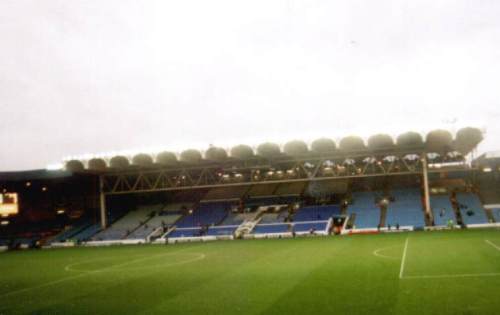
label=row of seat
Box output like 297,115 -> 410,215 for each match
61,191 -> 492,242
385,189 -> 425,227
168,221 -> 330,238
455,193 -> 489,225
349,190 -> 490,228
349,191 -> 381,228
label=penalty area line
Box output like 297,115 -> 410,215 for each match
373,245 -> 401,260
0,247 -> 203,299
485,239 -> 500,251
399,237 -> 409,279
402,273 -> 500,279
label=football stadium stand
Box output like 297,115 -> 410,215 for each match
349,192 -> 381,228
205,225 -> 239,236
455,192 -> 489,225
293,205 -> 341,221
2,127 -> 499,249
126,212 -> 181,240
167,227 -> 202,238
174,202 -> 232,228
385,189 -> 425,228
62,223 -> 101,242
273,182 -> 306,196
493,208 -> 500,221
221,211 -> 256,225
202,186 -> 249,201
244,196 -> 298,207
92,205 -> 161,240
431,195 -> 456,226
259,206 -> 289,223
247,184 -> 279,197
48,219 -> 94,243
252,223 -> 290,234
293,221 -> 329,233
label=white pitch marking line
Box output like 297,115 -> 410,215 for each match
402,273 -> 500,279
0,248 -> 204,299
373,246 -> 401,260
64,252 -> 205,273
485,239 -> 500,251
399,237 -> 409,279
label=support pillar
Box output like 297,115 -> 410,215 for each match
422,155 -> 433,224
99,175 -> 107,229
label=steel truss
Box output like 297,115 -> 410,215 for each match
100,150 -> 474,195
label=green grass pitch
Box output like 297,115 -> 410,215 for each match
1,229 -> 499,315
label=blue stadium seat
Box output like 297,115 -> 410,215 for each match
252,224 -> 290,234
431,195 -> 456,226
293,205 -> 340,221
72,224 -> 101,241
386,189 -> 425,227
456,193 -> 488,225
206,226 -> 237,236
49,221 -> 93,243
175,202 -> 230,228
349,192 -> 380,228
293,222 -> 328,232
168,227 -> 202,238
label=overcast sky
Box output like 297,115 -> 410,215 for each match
1,0 -> 499,171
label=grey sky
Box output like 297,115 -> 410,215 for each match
1,0 -> 499,170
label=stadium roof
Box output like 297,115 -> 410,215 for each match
63,127 -> 483,173
0,169 -> 73,182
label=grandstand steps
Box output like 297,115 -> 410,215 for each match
234,212 -> 264,238
217,211 -> 229,226
161,226 -> 177,238
147,226 -> 165,241
121,213 -> 155,240
250,206 -> 268,222
73,224 -> 101,241
46,222 -> 92,244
